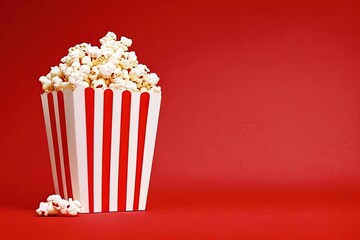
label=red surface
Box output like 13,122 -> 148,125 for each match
1,0 -> 360,239
85,88 -> 95,212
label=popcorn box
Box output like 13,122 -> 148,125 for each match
40,88 -> 161,213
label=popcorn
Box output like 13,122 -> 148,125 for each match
80,65 -> 91,75
64,66 -> 74,77
146,73 -> 160,85
112,49 -> 125,60
39,76 -> 51,86
60,56 -> 67,63
36,202 -> 54,216
86,61 -> 93,68
120,36 -> 132,47
74,80 -> 89,88
92,79 -> 106,88
129,64 -> 149,83
68,71 -> 83,83
140,87 -> 148,93
59,63 -> 67,72
67,199 -> 82,216
128,51 -> 137,60
61,82 -> 71,89
71,61 -> 81,69
52,76 -> 63,85
100,31 -> 117,45
125,81 -> 138,91
69,50 -> 81,60
120,69 -> 130,80
138,64 -> 150,73
36,195 -> 83,216
101,45 -> 115,58
81,56 -> 91,65
50,66 -> 61,77
88,66 -> 99,80
99,62 -> 116,78
42,84 -> 53,92
47,194 -> 62,203
39,31 -> 161,93
114,77 -> 127,87
88,46 -> 102,58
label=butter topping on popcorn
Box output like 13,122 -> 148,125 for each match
36,195 -> 83,216
39,32 -> 161,93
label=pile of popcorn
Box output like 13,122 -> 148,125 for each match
39,32 -> 161,94
36,195 -> 83,216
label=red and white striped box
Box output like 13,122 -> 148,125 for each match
40,88 -> 161,213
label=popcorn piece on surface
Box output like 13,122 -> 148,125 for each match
39,31 -> 161,93
67,198 -> 82,216
36,195 -> 83,216
36,202 -> 51,216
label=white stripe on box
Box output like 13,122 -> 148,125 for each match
52,92 -> 68,199
63,89 -> 80,203
93,89 -> 104,212
41,94 -> 60,194
73,88 -> 89,213
138,93 -> 161,210
109,89 -> 122,212
126,92 -> 140,211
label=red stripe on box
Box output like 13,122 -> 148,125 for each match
85,88 -> 95,213
57,91 -> 73,199
47,93 -> 64,197
102,90 -> 113,212
133,93 -> 150,210
118,91 -> 131,211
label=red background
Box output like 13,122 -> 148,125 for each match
1,0 -> 360,239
